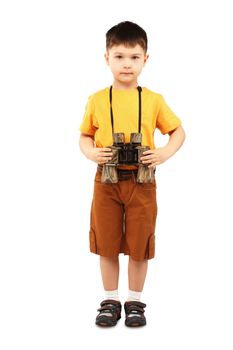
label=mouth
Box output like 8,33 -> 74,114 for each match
120,72 -> 133,75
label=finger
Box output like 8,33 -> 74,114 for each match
142,159 -> 152,164
142,156 -> 158,163
141,155 -> 153,161
101,148 -> 112,152
99,158 -> 111,164
148,162 -> 157,168
144,157 -> 159,164
100,152 -> 113,156
148,160 -> 160,168
142,150 -> 153,155
97,155 -> 112,163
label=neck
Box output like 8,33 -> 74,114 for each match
112,79 -> 138,90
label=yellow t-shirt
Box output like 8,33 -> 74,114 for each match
79,87 -> 181,168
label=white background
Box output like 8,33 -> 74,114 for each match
1,0 -> 233,349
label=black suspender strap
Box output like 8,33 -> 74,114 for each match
137,86 -> 142,133
109,86 -> 114,133
109,86 -> 142,134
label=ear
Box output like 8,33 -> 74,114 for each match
144,54 -> 149,65
104,52 -> 109,65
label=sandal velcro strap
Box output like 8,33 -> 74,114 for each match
124,301 -> 146,313
97,305 -> 116,313
126,304 -> 145,314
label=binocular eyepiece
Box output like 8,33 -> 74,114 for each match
113,132 -> 142,146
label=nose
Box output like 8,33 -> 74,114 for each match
123,59 -> 132,69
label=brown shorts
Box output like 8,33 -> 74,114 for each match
89,167 -> 157,261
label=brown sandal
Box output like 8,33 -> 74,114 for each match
95,299 -> 122,327
124,301 -> 147,327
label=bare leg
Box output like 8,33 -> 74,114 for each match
128,256 -> 148,291
100,256 -> 119,290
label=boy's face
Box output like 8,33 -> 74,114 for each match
105,44 -> 149,88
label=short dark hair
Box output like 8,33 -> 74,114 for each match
106,21 -> 148,52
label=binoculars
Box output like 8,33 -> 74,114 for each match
101,132 -> 155,183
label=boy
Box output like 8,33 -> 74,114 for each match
79,21 -> 185,327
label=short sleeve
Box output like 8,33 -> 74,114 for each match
79,95 -> 98,136
156,95 -> 181,134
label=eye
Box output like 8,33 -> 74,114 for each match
115,55 -> 122,59
132,56 -> 139,60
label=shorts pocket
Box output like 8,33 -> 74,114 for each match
147,234 -> 156,259
89,229 -> 97,253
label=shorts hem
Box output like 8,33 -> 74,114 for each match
90,229 -> 156,261
89,249 -> 155,262
89,249 -> 119,259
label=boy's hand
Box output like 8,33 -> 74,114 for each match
88,147 -> 113,164
140,147 -> 172,169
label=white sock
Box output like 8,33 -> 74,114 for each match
105,289 -> 119,301
127,289 -> 141,302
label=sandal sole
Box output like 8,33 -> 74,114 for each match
125,318 -> 146,327
96,316 -> 121,327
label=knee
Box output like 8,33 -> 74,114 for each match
100,255 -> 119,263
129,256 -> 147,265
